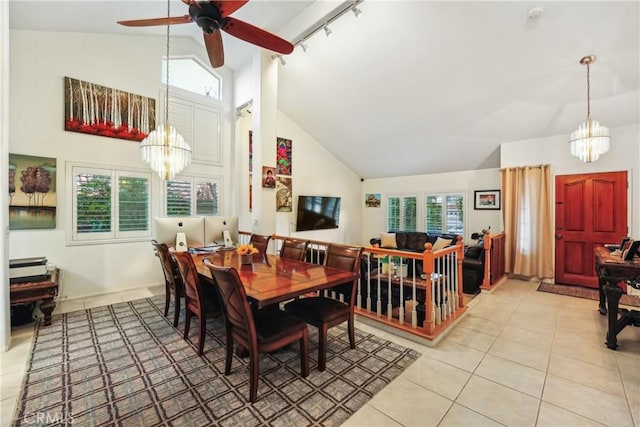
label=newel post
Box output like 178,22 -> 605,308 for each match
423,242 -> 435,335
456,235 -> 465,308
480,229 -> 492,290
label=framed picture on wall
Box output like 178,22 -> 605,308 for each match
474,190 -> 501,210
365,193 -> 381,208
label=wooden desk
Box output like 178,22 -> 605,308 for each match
594,247 -> 640,349
10,268 -> 60,326
192,251 -> 357,308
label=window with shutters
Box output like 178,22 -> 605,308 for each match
425,192 -> 465,235
165,176 -> 220,217
386,195 -> 417,231
69,164 -> 151,244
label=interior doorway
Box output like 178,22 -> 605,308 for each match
555,171 -> 628,288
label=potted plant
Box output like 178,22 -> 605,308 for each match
237,244 -> 259,264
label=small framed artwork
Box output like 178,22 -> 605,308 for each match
365,193 -> 381,208
474,190 -> 501,210
262,166 -> 276,188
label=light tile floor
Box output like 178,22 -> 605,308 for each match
2,279 -> 639,426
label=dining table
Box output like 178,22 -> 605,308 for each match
191,249 -> 358,308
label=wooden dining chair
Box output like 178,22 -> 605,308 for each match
169,249 -> 222,356
249,234 -> 271,255
203,258 -> 309,402
151,240 -> 184,327
280,238 -> 310,262
284,244 -> 364,371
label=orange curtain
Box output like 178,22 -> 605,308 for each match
500,164 -> 553,279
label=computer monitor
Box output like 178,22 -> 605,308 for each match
204,216 -> 239,246
152,217 -> 205,248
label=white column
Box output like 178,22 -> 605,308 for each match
0,0 -> 11,352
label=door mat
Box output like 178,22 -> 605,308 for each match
537,282 -> 640,307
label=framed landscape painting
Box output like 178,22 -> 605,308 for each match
474,190 -> 501,210
9,154 -> 57,229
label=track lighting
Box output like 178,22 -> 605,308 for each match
351,4 -> 362,17
277,54 -> 286,66
300,42 -> 309,53
323,24 -> 332,37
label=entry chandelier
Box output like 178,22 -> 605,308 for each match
140,0 -> 192,180
569,55 -> 610,163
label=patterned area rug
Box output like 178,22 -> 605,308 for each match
12,296 -> 420,426
537,282 -> 640,307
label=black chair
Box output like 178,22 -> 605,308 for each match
151,240 -> 183,327
280,238 -> 310,262
170,249 -> 222,356
203,259 -> 309,402
284,244 -> 364,371
249,234 -> 271,255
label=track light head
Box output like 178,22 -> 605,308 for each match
277,55 -> 286,66
323,24 -> 332,37
300,42 -> 309,53
351,4 -> 362,18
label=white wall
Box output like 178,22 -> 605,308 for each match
501,124 -> 640,238
274,111 -> 363,245
361,168 -> 502,243
8,30 -> 234,299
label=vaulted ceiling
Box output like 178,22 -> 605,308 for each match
9,1 -> 640,179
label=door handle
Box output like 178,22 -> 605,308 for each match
555,234 -> 563,239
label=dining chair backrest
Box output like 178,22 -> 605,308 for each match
324,244 -> 365,302
203,260 -> 256,352
249,234 -> 271,254
280,238 -> 310,262
152,240 -> 183,291
170,249 -> 205,315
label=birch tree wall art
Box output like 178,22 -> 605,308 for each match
64,77 -> 155,142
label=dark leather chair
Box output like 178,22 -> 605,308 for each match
169,249 -> 222,356
284,244 -> 364,371
280,238 -> 310,262
151,240 -> 184,327
203,259 -> 309,402
249,234 -> 271,255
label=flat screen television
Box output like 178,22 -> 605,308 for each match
296,196 -> 341,232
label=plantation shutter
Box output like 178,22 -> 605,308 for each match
75,172 -> 112,234
387,197 -> 400,231
118,175 -> 149,232
445,193 -> 464,234
425,195 -> 443,233
196,180 -> 218,215
166,180 -> 192,216
425,193 -> 465,234
402,196 -> 417,231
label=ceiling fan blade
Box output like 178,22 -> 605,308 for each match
214,1 -> 249,18
204,31 -> 224,68
222,16 -> 293,54
117,15 -> 192,27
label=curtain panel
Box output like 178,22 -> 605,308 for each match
500,164 -> 553,279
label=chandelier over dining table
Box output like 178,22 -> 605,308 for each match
140,0 -> 192,180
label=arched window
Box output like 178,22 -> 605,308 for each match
162,56 -> 221,100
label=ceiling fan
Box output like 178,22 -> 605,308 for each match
117,0 -> 294,68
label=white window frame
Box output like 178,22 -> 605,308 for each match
67,162 -> 152,245
164,174 -> 223,217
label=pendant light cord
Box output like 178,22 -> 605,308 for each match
165,0 -> 171,124
585,62 -> 591,121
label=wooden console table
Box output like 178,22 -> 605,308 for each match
594,247 -> 640,349
10,268 -> 60,326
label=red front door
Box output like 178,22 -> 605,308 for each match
555,171 -> 627,288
